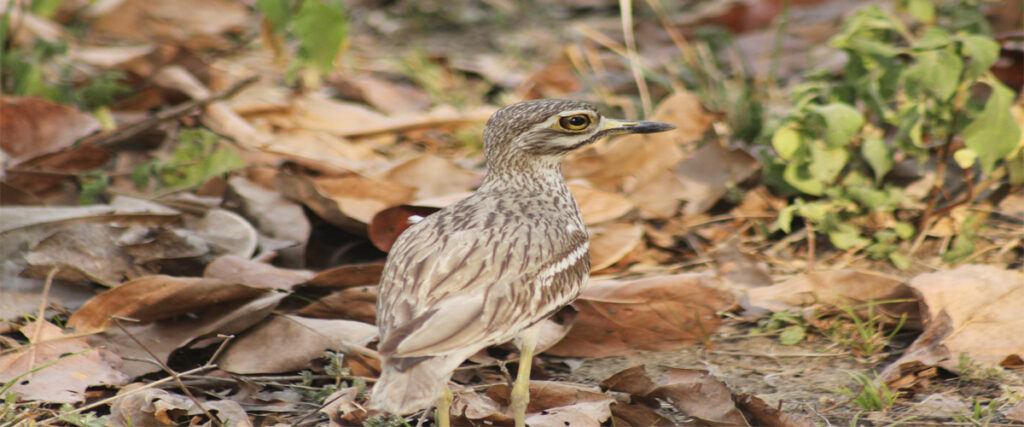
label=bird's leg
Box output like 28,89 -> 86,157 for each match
436,386 -> 452,427
512,326 -> 539,427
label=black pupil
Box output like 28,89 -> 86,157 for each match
567,116 -> 586,127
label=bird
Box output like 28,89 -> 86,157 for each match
368,99 -> 675,427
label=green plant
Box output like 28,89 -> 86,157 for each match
751,310 -> 808,345
131,128 -> 245,194
836,371 -> 899,411
766,0 -> 1020,266
256,0 -> 348,86
823,300 -> 908,358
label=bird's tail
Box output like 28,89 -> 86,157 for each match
369,355 -> 455,415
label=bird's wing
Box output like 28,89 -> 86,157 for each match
376,215 -> 589,358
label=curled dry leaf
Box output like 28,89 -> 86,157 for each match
568,183 -> 636,225
320,386 -> 365,427
548,274 -> 736,357
601,365 -> 748,426
301,262 -> 385,290
297,285 -> 379,325
204,254 -> 314,290
217,314 -> 377,374
744,269 -> 920,328
334,75 -> 432,114
376,154 -> 479,200
275,172 -> 415,235
109,384 -> 252,427
881,265 -> 1024,382
588,222 -> 644,272
68,275 -> 271,332
0,320 -> 129,403
674,142 -> 760,216
452,381 -> 612,427
368,205 -> 442,252
186,208 -> 259,257
0,97 -> 100,163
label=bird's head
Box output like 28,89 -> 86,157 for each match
482,99 -> 676,169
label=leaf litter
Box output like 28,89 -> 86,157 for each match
1,0 -> 1022,425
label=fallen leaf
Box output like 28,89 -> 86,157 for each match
333,75 -> 431,114
674,142 -> 760,216
297,285 -> 379,324
225,176 -> 311,266
368,205 -> 442,252
275,172 -> 416,234
186,208 -> 259,257
548,274 -> 736,357
109,384 -> 253,427
0,320 -> 128,403
218,314 -> 377,374
588,222 -> 644,271
568,183 -> 636,225
320,386 -> 365,427
601,365 -> 747,426
376,154 -> 479,200
68,275 -> 271,332
881,265 -> 1024,381
0,97 -> 100,163
88,0 -> 248,50
204,254 -> 314,290
301,262 -> 385,290
735,393 -> 814,427
462,381 -> 613,427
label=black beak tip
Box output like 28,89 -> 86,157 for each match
630,121 -> 676,134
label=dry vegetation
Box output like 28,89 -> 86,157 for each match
1,0 -> 1023,425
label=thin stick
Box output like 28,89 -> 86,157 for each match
619,0 -> 652,117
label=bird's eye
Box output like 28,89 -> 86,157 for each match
558,114 -> 592,132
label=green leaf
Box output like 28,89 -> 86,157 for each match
294,0 -> 348,72
78,172 -> 110,205
953,148 -> 977,170
904,48 -> 963,100
889,252 -> 912,270
958,34 -> 1000,81
894,222 -> 915,240
905,0 -> 935,24
942,233 -> 976,264
813,103 -> 865,147
784,163 -> 825,196
914,27 -> 952,50
772,124 -> 804,160
809,142 -> 850,183
962,81 -> 1021,174
777,205 -> 797,233
828,223 -> 871,250
256,0 -> 291,32
795,200 -> 831,223
861,137 -> 893,182
779,325 -> 806,345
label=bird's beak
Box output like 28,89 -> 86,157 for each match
600,118 -> 676,136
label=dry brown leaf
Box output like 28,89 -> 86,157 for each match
88,0 -> 248,50
368,205 -> 442,252
292,93 -> 494,137
186,208 -> 259,257
0,320 -> 128,403
204,254 -> 314,290
320,386 -> 365,427
548,274 -> 735,357
881,265 -> 1024,381
297,285 -> 378,324
68,275 -> 271,332
735,393 -> 814,427
568,183 -> 636,225
601,365 -> 748,426
463,381 -> 613,427
333,75 -> 431,115
623,170 -> 688,218
3,146 -> 111,201
588,222 -> 644,271
23,223 -> 162,286
674,142 -> 760,216
744,269 -> 920,327
217,314 -> 377,374
99,293 -> 283,378
376,154 -> 479,200
713,246 -> 773,289
275,172 -> 415,234
67,44 -> 155,69
225,176 -> 310,266
109,384 -> 252,427
0,97 -> 100,163
301,262 -> 385,290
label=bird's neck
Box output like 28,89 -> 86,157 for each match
479,157 -> 570,194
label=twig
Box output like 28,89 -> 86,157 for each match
619,0 -> 652,117
72,75 -> 260,150
110,317 -> 223,427
806,221 -> 816,272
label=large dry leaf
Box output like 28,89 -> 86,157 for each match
292,93 -> 494,137
0,97 -> 100,163
601,365 -> 748,426
274,172 -> 415,234
88,0 -> 248,50
376,154 -> 479,200
186,208 -> 258,257
68,275 -> 271,332
744,269 -> 920,327
217,314 -> 377,374
568,183 -> 636,225
452,381 -> 613,426
588,222 -> 644,271
109,384 -> 252,427
674,142 -> 760,216
547,274 -> 736,357
301,262 -> 385,290
368,205 -> 442,252
225,176 -> 310,266
23,223 -> 167,286
297,285 -> 378,324
881,265 -> 1024,381
204,254 -> 314,290
334,75 -> 431,114
88,292 -> 284,378
0,320 -> 128,403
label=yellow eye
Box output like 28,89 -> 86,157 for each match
558,114 -> 592,132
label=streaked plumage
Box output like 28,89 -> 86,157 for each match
369,99 -> 675,422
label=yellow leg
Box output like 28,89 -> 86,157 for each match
436,386 -> 452,427
512,326 -> 539,427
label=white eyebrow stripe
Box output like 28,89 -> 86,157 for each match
557,109 -> 596,117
